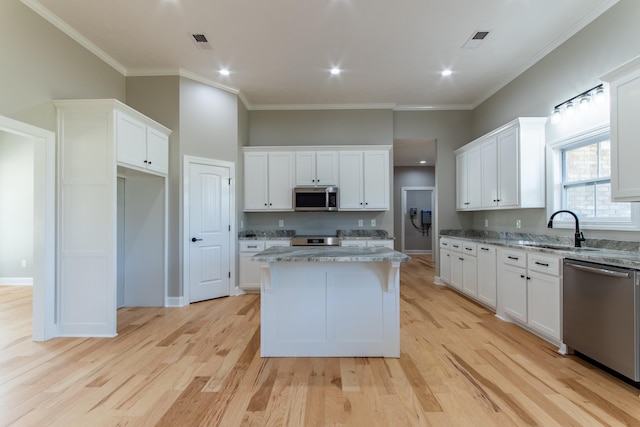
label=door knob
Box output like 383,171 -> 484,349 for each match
192,237 -> 203,242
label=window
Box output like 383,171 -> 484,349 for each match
548,126 -> 639,230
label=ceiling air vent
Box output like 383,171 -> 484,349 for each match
191,33 -> 212,50
462,30 -> 491,49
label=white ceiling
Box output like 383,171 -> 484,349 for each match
23,0 -> 618,168
25,0 -> 618,110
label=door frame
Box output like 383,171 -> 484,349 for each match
400,186 -> 435,253
182,155 -> 236,305
0,115 -> 56,341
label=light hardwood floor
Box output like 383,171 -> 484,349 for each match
2,255 -> 640,426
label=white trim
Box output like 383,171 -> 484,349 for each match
182,156 -> 237,304
0,278 -> 34,286
165,296 -> 186,307
400,186 -> 435,253
0,115 -> 56,341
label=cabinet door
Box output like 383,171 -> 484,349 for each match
295,151 -> 316,186
481,138 -> 498,207
610,67 -> 640,201
450,255 -> 464,290
477,245 -> 497,308
146,127 -> 168,174
338,151 -> 364,209
527,271 -> 560,339
315,151 -> 339,186
244,152 -> 269,210
440,249 -> 452,284
467,148 -> 482,209
461,255 -> 478,297
366,239 -> 394,249
239,252 -> 262,290
116,112 -> 147,169
340,240 -> 367,247
267,152 -> 294,210
501,264 -> 527,322
496,128 -> 519,207
363,151 -> 389,209
456,152 -> 469,210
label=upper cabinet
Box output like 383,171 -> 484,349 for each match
115,110 -> 169,175
244,151 -> 295,211
295,150 -> 338,186
455,117 -> 547,211
243,146 -> 391,212
602,56 -> 640,202
339,149 -> 390,210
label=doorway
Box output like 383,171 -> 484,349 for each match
401,187 -> 435,254
0,115 -> 55,341
183,156 -> 236,304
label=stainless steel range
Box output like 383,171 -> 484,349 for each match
291,235 -> 340,246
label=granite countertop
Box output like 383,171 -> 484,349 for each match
252,246 -> 411,263
440,229 -> 640,269
238,229 -> 391,240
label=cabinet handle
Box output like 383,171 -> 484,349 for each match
248,245 -> 258,248
452,245 -> 459,248
480,247 -> 490,251
507,256 -> 519,260
459,257 -> 464,261
520,274 -> 525,278
465,247 -> 472,251
144,160 -> 148,163
534,261 -> 549,267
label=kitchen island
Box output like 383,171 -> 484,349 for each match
253,246 -> 410,357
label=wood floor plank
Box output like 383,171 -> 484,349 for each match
2,256 -> 640,426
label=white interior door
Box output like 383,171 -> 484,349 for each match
189,163 -> 231,302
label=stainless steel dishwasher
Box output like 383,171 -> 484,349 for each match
563,259 -> 640,381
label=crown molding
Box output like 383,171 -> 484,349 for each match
21,0 -> 127,75
393,104 -> 473,111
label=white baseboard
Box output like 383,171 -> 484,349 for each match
0,277 -> 33,286
405,250 -> 433,254
165,296 -> 186,307
433,276 -> 445,286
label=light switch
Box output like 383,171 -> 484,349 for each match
371,219 -> 376,227
278,219 -> 284,227
358,219 -> 363,227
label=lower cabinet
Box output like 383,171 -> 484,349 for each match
239,240 -> 290,292
477,244 -> 497,308
440,238 -> 485,302
439,239 -> 452,283
340,239 -> 394,249
498,248 -> 562,342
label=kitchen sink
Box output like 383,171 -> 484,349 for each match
521,243 -> 599,252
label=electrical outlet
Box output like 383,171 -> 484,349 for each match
371,219 -> 376,227
484,219 -> 489,227
516,219 -> 522,229
358,219 -> 363,227
21,259 -> 27,268
240,220 -> 244,229
278,219 -> 284,227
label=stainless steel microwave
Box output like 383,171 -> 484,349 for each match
294,186 -> 339,211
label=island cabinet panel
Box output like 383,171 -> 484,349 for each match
260,261 -> 400,357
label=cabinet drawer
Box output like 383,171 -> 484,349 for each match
527,253 -> 560,276
477,244 -> 496,255
449,239 -> 463,253
239,241 -> 265,252
501,249 -> 526,268
462,242 -> 477,256
440,238 -> 451,249
265,240 -> 291,249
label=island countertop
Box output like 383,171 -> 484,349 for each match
252,246 -> 411,263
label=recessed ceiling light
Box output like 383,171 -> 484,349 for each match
419,160 -> 427,164
441,69 -> 452,77
330,67 -> 341,75
219,68 -> 230,76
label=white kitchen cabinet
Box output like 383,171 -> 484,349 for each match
338,149 -> 390,211
244,151 -> 295,211
602,56 -> 640,201
498,249 -> 528,323
456,117 -> 546,211
456,147 -> 482,210
54,99 -> 170,337
295,150 -> 338,186
527,253 -> 561,340
448,240 -> 464,291
340,239 -> 394,249
476,244 -> 497,309
239,240 -> 290,292
439,238 -> 452,284
115,111 -> 169,175
460,242 -> 478,297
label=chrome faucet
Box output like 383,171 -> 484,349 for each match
547,210 -> 586,247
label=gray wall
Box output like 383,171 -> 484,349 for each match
0,0 -> 125,130
0,133 -> 34,279
470,0 -> 640,242
246,109 -> 395,235
394,166 -> 435,251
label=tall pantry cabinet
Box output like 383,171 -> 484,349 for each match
55,99 -> 170,337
